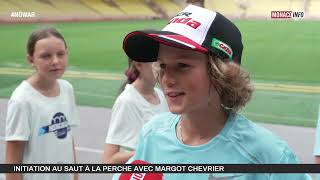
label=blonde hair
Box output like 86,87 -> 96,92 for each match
207,55 -> 254,112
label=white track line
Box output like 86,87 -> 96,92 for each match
256,91 -> 319,99
75,147 -> 103,154
0,136 -> 103,154
242,112 -> 314,123
76,91 -> 114,99
1,67 -> 320,93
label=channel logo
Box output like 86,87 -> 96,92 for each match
271,11 -> 304,19
11,11 -> 35,18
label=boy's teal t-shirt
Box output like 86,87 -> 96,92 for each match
113,112 -> 311,180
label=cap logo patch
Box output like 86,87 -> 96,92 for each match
176,12 -> 192,17
168,17 -> 201,29
211,38 -> 233,59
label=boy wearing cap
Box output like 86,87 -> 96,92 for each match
115,5 -> 311,180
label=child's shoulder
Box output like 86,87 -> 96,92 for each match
10,81 -> 33,101
58,79 -> 73,89
229,114 -> 298,163
116,84 -> 140,103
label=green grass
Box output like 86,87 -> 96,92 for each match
238,20 -> 320,83
0,20 -> 166,72
70,78 -> 122,108
1,20 -> 319,81
0,20 -> 319,127
242,90 -> 319,127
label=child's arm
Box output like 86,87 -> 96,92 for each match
103,144 -> 135,164
5,141 -> 25,180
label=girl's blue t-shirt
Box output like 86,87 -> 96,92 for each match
113,112 -> 311,180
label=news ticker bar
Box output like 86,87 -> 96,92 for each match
1,164 -> 320,173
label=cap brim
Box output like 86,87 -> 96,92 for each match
123,30 -> 208,62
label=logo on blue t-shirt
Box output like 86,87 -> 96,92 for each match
38,112 -> 70,139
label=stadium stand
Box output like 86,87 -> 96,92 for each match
205,0 -> 240,17
80,0 -> 125,16
113,0 -> 158,17
289,0 -> 304,11
245,0 -> 292,18
47,0 -> 100,17
307,0 -> 320,18
8,0 -> 63,17
0,0 -> 21,17
0,0 -> 319,21
154,0 -> 182,17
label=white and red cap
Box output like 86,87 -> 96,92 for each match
123,4 -> 243,64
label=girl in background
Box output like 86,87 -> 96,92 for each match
103,58 -> 168,164
5,27 -> 79,180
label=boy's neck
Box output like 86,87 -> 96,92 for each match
179,105 -> 228,145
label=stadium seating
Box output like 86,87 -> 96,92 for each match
7,0 -> 62,17
246,0 -> 290,18
245,0 -> 300,18
307,0 -> 320,18
47,0 -> 100,17
289,0 -> 304,11
205,0 -> 240,17
113,0 -> 157,17
0,0 -> 21,17
0,0 -> 318,20
80,0 -> 124,16
155,0 -> 182,17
